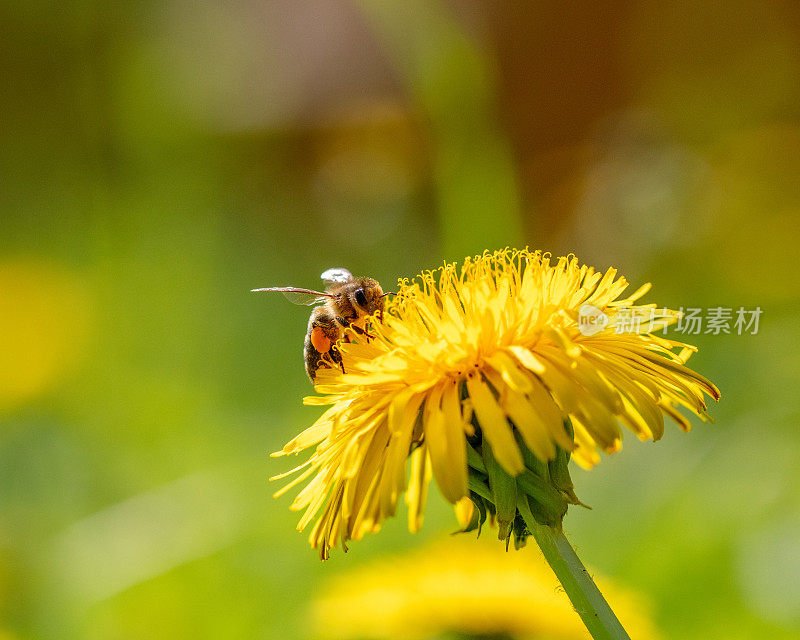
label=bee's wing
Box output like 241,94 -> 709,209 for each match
320,267 -> 353,286
251,287 -> 333,306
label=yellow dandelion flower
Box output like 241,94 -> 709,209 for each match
312,537 -> 662,640
272,249 -> 719,559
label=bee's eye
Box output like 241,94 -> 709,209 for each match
354,288 -> 368,308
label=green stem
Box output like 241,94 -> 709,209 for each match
524,516 -> 631,640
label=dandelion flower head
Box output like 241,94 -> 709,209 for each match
273,249 -> 720,557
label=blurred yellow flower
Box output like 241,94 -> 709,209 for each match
0,259 -> 92,412
273,249 -> 719,557
312,537 -> 661,640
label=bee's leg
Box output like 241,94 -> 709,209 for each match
333,347 -> 345,373
352,323 -> 373,343
306,307 -> 344,381
348,324 -> 367,336
337,315 -> 363,344
315,348 -> 344,375
338,315 -> 372,337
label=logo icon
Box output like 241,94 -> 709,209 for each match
578,304 -> 609,336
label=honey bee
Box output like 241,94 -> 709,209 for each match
252,268 -> 391,382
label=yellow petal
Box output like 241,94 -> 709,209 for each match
465,373 -> 524,475
507,345 -> 546,374
422,380 -> 468,503
454,496 -> 474,528
484,368 -> 556,462
485,350 -> 534,394
405,445 -> 431,533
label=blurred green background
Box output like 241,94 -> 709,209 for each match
2,1 -> 800,639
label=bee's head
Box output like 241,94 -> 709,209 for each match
349,277 -> 386,316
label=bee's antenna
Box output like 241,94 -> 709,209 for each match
381,291 -> 396,298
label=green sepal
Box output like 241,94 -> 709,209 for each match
467,472 -> 492,502
511,513 -> 529,549
481,440 -> 518,540
516,470 -> 568,527
516,493 -> 536,529
548,418 -> 588,507
563,416 -> 575,456
457,490 -> 489,536
514,429 -> 550,482
466,443 -> 487,474
473,494 -> 488,535
459,509 -> 480,535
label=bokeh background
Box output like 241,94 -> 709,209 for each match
2,1 -> 800,638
